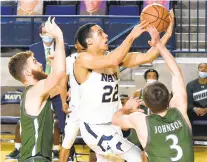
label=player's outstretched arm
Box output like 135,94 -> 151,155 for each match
148,25 -> 187,115
38,17 -> 66,97
112,98 -> 144,129
121,10 -> 174,68
77,21 -> 149,69
59,75 -> 69,112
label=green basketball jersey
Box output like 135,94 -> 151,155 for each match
128,129 -> 141,147
145,108 -> 194,162
19,85 -> 54,162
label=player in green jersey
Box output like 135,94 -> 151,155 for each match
8,17 -> 66,162
112,24 -> 194,162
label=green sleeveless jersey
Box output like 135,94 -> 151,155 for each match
145,108 -> 194,162
19,86 -> 54,162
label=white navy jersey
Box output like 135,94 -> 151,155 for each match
79,67 -> 122,124
66,53 -> 80,120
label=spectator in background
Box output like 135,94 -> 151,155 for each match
187,63 -> 207,123
120,94 -> 129,106
17,0 -> 43,15
80,0 -> 106,15
144,0 -> 170,9
133,69 -> 159,114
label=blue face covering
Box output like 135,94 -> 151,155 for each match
42,35 -> 53,43
199,72 -> 207,78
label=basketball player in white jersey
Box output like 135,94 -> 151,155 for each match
59,36 -> 83,162
60,37 -> 97,162
74,11 -> 174,162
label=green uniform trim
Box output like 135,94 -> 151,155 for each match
19,85 -> 54,162
145,108 -> 194,162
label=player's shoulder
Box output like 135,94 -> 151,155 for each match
130,112 -> 146,120
133,111 -> 146,116
129,112 -> 146,126
26,80 -> 45,99
76,52 -> 94,61
187,78 -> 198,86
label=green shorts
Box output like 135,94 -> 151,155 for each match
21,156 -> 51,162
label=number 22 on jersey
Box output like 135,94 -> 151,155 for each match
102,84 -> 119,103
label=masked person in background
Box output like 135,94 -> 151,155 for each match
133,69 -> 159,114
187,63 -> 207,125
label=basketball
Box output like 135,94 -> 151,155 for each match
140,3 -> 170,32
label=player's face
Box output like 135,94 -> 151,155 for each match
121,98 -> 129,106
90,25 -> 108,50
26,57 -> 47,80
27,57 -> 43,72
146,72 -> 158,80
84,0 -> 101,12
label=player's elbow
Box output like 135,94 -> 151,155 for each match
111,59 -> 121,66
146,56 -> 154,64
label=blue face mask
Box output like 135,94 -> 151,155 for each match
146,79 -> 157,84
199,72 -> 207,78
41,35 -> 53,43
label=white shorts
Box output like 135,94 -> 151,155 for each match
62,116 -> 80,149
69,103 -> 79,121
80,122 -> 142,162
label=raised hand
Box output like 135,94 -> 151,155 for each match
147,25 -> 160,47
130,20 -> 149,39
44,17 -> 63,38
124,98 -> 144,113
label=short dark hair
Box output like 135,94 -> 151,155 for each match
39,22 -> 45,34
120,94 -> 129,99
198,63 -> 207,69
144,69 -> 159,80
76,23 -> 97,49
143,82 -> 169,113
8,51 -> 33,81
74,32 -> 78,44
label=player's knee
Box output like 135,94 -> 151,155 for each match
62,131 -> 76,149
62,137 -> 74,149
